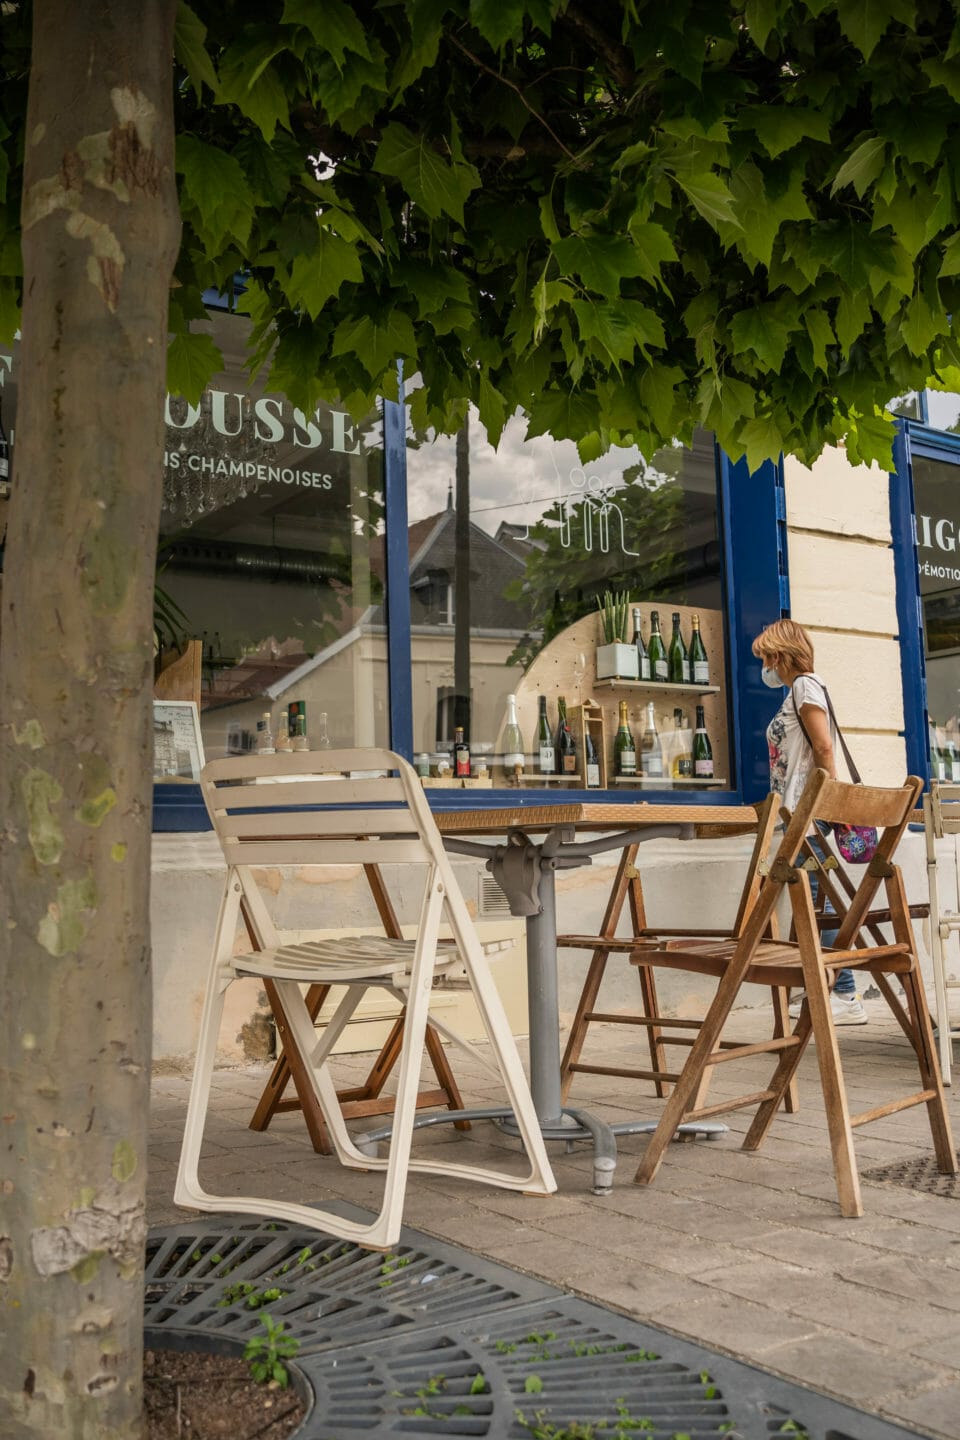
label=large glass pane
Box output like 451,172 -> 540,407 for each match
913,455 -> 960,775
157,309 -> 386,769
924,390 -> 960,432
405,410 -> 730,792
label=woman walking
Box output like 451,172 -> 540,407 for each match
751,618 -> 867,1025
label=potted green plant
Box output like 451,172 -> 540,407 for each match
595,589 -> 639,680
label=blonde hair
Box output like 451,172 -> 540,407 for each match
751,619 -> 815,674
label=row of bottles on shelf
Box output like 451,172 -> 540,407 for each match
629,608 -> 709,686
496,693 -> 714,785
257,700 -> 331,754
615,699 -> 713,781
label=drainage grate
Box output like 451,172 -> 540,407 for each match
144,1218 -> 559,1354
146,1219 -> 920,1440
862,1151 -> 960,1199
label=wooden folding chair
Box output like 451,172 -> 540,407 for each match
175,749 -> 556,1248
781,805 -> 932,1041
922,782 -> 960,1084
631,770 -> 956,1217
247,860 -> 469,1155
558,795 -> 795,1109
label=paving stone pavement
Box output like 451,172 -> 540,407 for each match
149,1001 -> 960,1439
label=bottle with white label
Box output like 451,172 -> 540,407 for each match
614,700 -> 637,777
584,727 -> 601,788
693,703 -> 714,779
535,695 -> 555,775
501,693 -> 525,784
640,702 -> 663,779
631,607 -> 651,681
256,711 -> 275,755
0,397 -> 10,500
690,613 -> 709,685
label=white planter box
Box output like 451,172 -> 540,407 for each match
596,642 -> 639,681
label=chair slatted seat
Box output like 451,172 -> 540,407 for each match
175,749 -> 556,1249
631,771 -> 956,1217
558,795 -> 797,1110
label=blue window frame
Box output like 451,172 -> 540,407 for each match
153,409 -> 785,828
891,419 -> 960,782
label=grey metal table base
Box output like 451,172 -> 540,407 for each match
361,821 -> 727,1195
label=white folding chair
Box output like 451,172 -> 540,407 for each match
175,749 -> 556,1248
923,781 -> 960,1084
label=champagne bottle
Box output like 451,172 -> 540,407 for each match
640,701 -> 663,779
554,695 -> 577,775
693,703 -> 714,779
631,607 -> 651,682
675,709 -> 694,778
614,700 -> 637,777
690,613 -> 709,685
647,610 -> 668,682
584,727 -> 601,788
454,725 -> 471,777
536,695 -> 555,774
668,611 -> 691,684
501,693 -> 525,783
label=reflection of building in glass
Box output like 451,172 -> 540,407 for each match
154,720 -> 179,776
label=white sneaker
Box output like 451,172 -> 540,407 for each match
788,992 -> 868,1025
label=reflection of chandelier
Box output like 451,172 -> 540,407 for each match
161,440 -> 267,521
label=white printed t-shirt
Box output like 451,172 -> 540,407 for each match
765,672 -> 840,812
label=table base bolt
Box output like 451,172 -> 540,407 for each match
591,1155 -> 616,1196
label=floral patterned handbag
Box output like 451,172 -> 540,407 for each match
793,682 -> 878,864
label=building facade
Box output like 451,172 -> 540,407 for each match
1,318 -> 956,1063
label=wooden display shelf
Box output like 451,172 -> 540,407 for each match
517,772 -> 582,784
595,680 -> 720,695
612,775 -> 728,788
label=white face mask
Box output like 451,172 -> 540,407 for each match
761,665 -> 783,689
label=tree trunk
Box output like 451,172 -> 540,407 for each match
0,4 -> 179,1436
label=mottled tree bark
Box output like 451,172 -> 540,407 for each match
0,4 -> 179,1436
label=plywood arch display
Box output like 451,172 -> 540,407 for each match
510,605 -> 730,791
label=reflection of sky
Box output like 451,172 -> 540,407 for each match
925,390 -> 960,431
405,404 -> 659,536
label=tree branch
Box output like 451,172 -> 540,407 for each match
445,32 -> 579,161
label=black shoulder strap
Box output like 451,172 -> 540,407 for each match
791,678 -> 862,785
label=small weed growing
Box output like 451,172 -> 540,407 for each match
244,1314 -> 300,1388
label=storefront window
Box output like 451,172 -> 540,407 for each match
156,309 -> 387,770
405,411 -> 731,792
912,453 -> 960,772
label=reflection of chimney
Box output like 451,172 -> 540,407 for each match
446,478 -> 453,510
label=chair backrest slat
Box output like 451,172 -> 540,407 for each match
805,777 -> 921,830
222,837 -> 432,866
219,808 -> 419,840
928,781 -> 960,837
205,778 -> 408,811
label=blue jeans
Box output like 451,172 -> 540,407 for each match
809,829 -> 856,997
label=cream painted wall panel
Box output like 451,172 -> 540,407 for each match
833,731 -> 909,786
798,630 -> 904,732
787,530 -> 897,636
784,448 -> 891,543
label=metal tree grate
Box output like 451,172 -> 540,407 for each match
146,1219 -> 921,1440
143,1218 -> 558,1353
862,1151 -> 960,1199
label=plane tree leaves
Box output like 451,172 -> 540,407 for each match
3,0 -> 960,475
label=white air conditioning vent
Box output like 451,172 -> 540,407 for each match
478,872 -> 511,917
